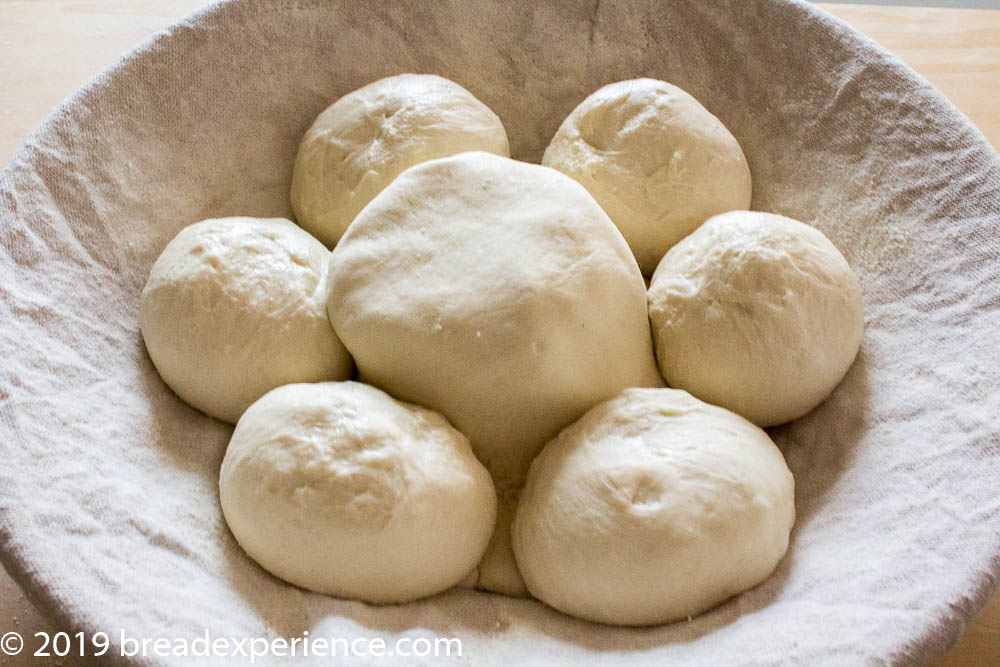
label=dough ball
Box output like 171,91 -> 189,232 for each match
542,78 -> 752,275
326,151 -> 663,494
648,210 -> 863,427
290,73 -> 510,248
140,217 -> 353,424
219,381 -> 497,604
512,388 -> 795,626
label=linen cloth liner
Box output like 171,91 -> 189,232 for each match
1,0 -> 998,664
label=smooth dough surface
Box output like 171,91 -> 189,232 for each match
219,382 -> 497,604
648,210 -> 864,427
290,73 -> 510,248
512,388 -> 795,626
326,151 -> 663,494
543,78 -> 752,275
140,217 -> 353,424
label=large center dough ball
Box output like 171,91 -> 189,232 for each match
512,388 -> 795,626
219,381 -> 496,604
648,210 -> 864,427
326,151 -> 663,493
290,73 -> 510,248
140,217 -> 353,424
542,78 -> 752,275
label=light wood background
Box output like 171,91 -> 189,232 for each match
0,2 -> 997,665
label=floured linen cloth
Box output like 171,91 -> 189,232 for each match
1,0 -> 998,664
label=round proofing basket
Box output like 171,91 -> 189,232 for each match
1,0 -> 998,664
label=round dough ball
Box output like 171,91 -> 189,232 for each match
512,387 -> 795,626
140,217 -> 353,424
542,78 -> 752,275
290,73 -> 510,248
219,381 -> 497,603
648,210 -> 863,427
326,151 -> 663,494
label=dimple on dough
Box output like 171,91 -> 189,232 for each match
140,217 -> 353,424
219,381 -> 497,604
648,210 -> 864,427
512,387 -> 795,626
543,78 -> 752,275
290,73 -> 510,248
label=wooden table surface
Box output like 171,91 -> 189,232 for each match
1,2 -> 997,665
